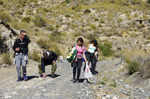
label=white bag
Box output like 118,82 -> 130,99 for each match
84,63 -> 92,79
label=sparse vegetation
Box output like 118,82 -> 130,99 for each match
98,81 -> 105,85
128,60 -> 139,75
33,15 -> 46,27
32,51 -> 41,62
99,41 -> 113,56
0,12 -> 12,22
84,9 -> 91,14
86,34 -> 98,41
1,53 -> 12,65
36,39 -> 50,50
109,81 -> 117,87
21,17 -> 31,23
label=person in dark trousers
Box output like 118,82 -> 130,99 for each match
86,40 -> 100,75
70,38 -> 87,83
38,51 -> 57,78
13,30 -> 31,82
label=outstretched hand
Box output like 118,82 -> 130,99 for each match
43,73 -> 46,78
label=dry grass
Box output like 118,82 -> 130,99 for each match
1,53 -> 12,65
121,50 -> 150,78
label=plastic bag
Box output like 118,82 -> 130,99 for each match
84,63 -> 92,79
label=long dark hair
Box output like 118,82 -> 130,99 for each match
77,37 -> 84,43
77,37 -> 84,46
90,39 -> 98,47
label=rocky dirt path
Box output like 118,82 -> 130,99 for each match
0,58 -> 150,99
0,60 -> 96,99
92,58 -> 150,99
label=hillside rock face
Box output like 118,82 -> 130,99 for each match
0,24 -> 17,53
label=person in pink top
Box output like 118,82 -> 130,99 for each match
70,38 -> 87,83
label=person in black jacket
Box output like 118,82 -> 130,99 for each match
38,51 -> 57,78
13,30 -> 31,82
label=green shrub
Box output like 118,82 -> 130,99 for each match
34,15 -> 46,27
32,51 -> 40,62
36,38 -> 62,56
42,8 -> 51,12
49,30 -> 62,42
0,33 -> 2,42
87,34 -> 98,41
90,24 -> 97,30
139,56 -> 150,79
109,81 -> 117,87
0,1 -> 4,5
20,1 -> 27,7
84,9 -> 91,14
100,19 -> 105,23
148,19 -> 150,24
99,41 -> 112,56
0,33 -> 2,50
128,60 -> 139,75
65,0 -> 69,3
36,39 -> 50,50
55,48 -> 62,56
65,14 -> 71,18
98,81 -> 105,85
1,53 -> 12,65
0,12 -> 12,22
147,0 -> 150,4
21,17 -> 31,23
34,3 -> 39,6
46,25 -> 54,31
98,24 -> 102,27
28,0 -> 38,3
94,18 -> 99,21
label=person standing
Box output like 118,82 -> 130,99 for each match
86,40 -> 100,75
13,30 -> 31,82
71,38 -> 87,83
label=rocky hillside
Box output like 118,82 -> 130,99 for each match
0,0 -> 150,98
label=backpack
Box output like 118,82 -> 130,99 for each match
66,44 -> 77,63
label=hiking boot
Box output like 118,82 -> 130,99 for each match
72,78 -> 76,83
24,76 -> 28,81
16,78 -> 21,82
93,73 -> 98,76
51,74 -> 55,78
40,74 -> 43,77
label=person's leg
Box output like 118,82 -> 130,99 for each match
15,55 -> 22,81
73,61 -> 77,82
51,62 -> 57,77
41,58 -> 47,78
91,55 -> 97,74
77,59 -> 82,82
38,63 -> 42,75
22,55 -> 28,81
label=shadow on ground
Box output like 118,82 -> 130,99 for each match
27,76 -> 39,80
47,74 -> 61,78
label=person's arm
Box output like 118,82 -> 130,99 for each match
13,39 -> 19,52
13,40 -> 17,51
41,57 -> 46,77
83,50 -> 87,62
86,44 -> 90,52
24,35 -> 31,43
69,43 -> 75,51
95,47 -> 100,60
